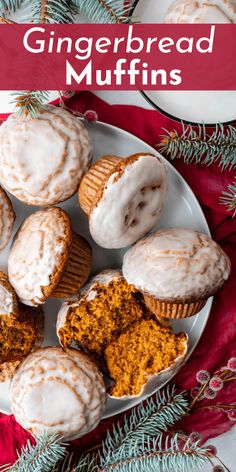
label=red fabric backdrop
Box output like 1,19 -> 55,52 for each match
0,92 -> 235,466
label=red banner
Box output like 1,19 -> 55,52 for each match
0,24 -> 235,90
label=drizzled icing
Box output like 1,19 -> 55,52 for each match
0,272 -> 17,316
165,0 -> 236,23
8,208 -> 71,306
123,228 -> 231,300
0,105 -> 92,205
10,347 -> 106,441
89,155 -> 168,249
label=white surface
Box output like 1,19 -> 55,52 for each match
0,121 -> 211,420
95,90 -> 236,471
132,0 -> 236,124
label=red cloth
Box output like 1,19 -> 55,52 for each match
0,92 -> 235,466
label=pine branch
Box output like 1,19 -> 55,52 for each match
72,0 -> 132,24
1,434 -> 67,472
11,90 -> 50,117
31,0 -> 75,23
220,179 -> 236,216
100,385 -> 188,467
159,123 -> 236,171
57,453 -> 99,472
99,435 -> 210,472
0,0 -> 22,16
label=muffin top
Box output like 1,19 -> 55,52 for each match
10,347 -> 106,441
123,228 -> 231,301
165,0 -> 236,23
0,271 -> 18,317
89,154 -> 168,248
0,187 -> 15,252
8,207 -> 72,306
0,105 -> 92,206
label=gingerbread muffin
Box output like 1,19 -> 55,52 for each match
0,186 -> 15,252
123,228 -> 231,319
0,272 -> 44,381
10,347 -> 106,440
0,105 -> 92,206
78,153 -> 168,248
165,0 -> 236,23
57,270 -> 188,398
8,207 -> 92,306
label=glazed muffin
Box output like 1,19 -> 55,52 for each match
0,105 -> 92,206
0,272 -> 44,381
78,153 -> 168,248
10,347 -> 106,440
0,186 -> 15,252
123,228 -> 231,319
57,270 -> 188,398
8,207 -> 92,306
165,0 -> 236,23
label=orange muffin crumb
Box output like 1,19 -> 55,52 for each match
59,278 -> 144,357
105,319 -> 187,397
0,304 -> 43,364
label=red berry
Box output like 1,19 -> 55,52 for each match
228,410 -> 236,421
209,376 -> 224,392
189,431 -> 202,443
196,370 -> 210,384
212,466 -> 224,472
207,445 -> 217,456
84,110 -> 98,122
227,357 -> 236,372
190,387 -> 200,398
204,387 -> 217,400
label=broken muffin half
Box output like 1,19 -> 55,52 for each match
57,270 -> 187,398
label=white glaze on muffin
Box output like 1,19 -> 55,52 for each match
0,106 -> 92,206
89,155 -> 168,248
0,187 -> 15,252
165,0 -> 236,23
8,208 -> 72,306
10,347 -> 106,440
0,271 -> 18,316
122,228 -> 231,301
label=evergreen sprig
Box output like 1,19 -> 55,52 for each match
159,123 -> 236,171
220,179 -> 236,216
2,434 -> 67,472
0,0 -> 22,16
11,90 -> 50,117
100,385 -> 188,467
31,0 -> 75,24
99,435 -> 210,472
72,0 -> 132,24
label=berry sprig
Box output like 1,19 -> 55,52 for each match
189,358 -> 236,422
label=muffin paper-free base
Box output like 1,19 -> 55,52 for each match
52,232 -> 92,298
78,155 -> 121,215
143,294 -> 207,319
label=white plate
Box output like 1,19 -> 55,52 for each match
0,121 -> 212,418
132,0 -> 236,124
